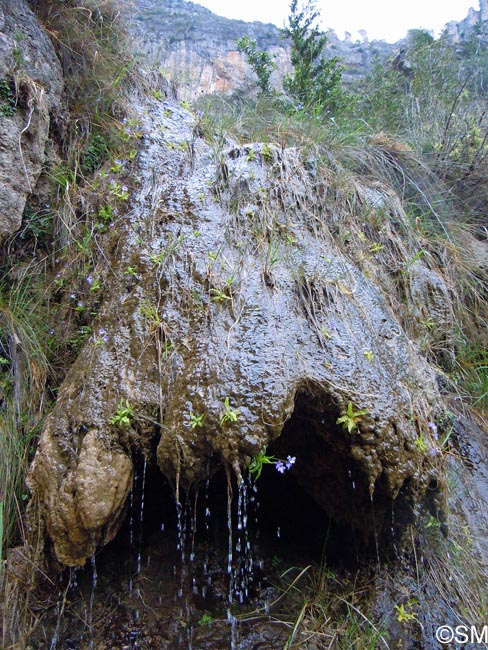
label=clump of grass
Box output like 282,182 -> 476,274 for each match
0,267 -> 51,579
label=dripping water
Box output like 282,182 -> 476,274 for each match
226,469 -> 234,605
88,554 -> 97,650
202,462 -> 211,597
234,477 -> 253,604
128,480 -> 135,593
137,458 -> 147,576
370,492 -> 381,567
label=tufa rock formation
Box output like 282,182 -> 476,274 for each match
28,90 -> 448,566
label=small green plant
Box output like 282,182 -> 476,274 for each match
369,242 -> 384,253
198,613 -> 213,626
0,78 -> 16,117
425,515 -> 441,529
189,411 -> 204,429
249,447 -> 296,479
110,399 -> 135,428
220,397 -> 241,425
246,147 -> 256,162
149,251 -> 166,266
82,133 -> 110,173
151,89 -> 164,101
363,350 -> 374,362
248,449 -> 277,479
211,288 -> 232,303
98,204 -> 115,223
110,158 -> 126,173
402,249 -> 424,273
262,143 -> 273,161
109,180 -> 129,201
395,600 -> 419,623
139,301 -> 162,330
320,325 -> 332,340
415,435 -> 428,453
336,402 -> 369,433
88,278 -> 101,292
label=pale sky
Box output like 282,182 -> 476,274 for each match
195,0 -> 478,43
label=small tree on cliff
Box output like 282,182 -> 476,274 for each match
236,35 -> 277,95
282,0 -> 345,116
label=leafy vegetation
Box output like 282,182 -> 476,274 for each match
0,78 -> 16,117
110,399 -> 135,428
282,0 -> 345,115
336,402 -> 370,433
236,35 -> 276,95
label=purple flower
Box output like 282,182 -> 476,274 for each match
98,328 -> 106,336
276,461 -> 286,474
285,456 -> 296,469
121,185 -> 128,192
87,275 -> 93,286
428,422 -> 438,439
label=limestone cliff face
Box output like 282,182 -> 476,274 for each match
444,0 -> 488,42
131,0 -> 488,100
131,0 -> 394,99
0,0 -> 62,244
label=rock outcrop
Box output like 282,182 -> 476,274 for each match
0,0 -> 62,244
28,89 -> 448,566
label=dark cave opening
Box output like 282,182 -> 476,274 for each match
104,387 -> 412,589
256,388 -> 405,568
46,390 -> 418,648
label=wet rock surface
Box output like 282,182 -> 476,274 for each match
0,0 -> 62,243
28,91 -> 446,568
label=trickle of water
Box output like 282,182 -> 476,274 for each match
137,459 -> 147,576
49,566 -> 79,648
226,472 -> 234,604
128,480 -> 135,593
370,493 -> 380,567
203,462 -> 212,593
227,608 -> 238,650
49,593 -> 61,650
88,554 -> 97,650
234,477 -> 253,604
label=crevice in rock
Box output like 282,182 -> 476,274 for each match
261,386 -> 417,563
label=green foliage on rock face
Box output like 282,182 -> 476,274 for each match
0,78 -> 16,117
236,35 -> 276,95
281,0 -> 345,115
